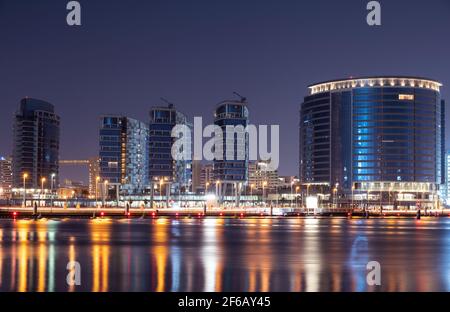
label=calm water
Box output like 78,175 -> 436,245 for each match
0,217 -> 450,292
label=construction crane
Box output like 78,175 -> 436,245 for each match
160,97 -> 174,108
233,92 -> 247,103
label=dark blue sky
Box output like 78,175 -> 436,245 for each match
1,0 -> 449,182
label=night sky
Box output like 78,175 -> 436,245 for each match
1,0 -> 449,183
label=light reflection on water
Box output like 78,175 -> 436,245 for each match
0,217 -> 450,292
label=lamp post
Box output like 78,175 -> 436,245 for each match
41,177 -> 46,199
336,183 -> 339,209
206,182 -> 210,193
333,186 -> 338,209
305,184 -> 310,209
250,183 -> 255,205
295,186 -> 300,209
216,180 -> 221,206
237,182 -> 242,208
262,181 -> 267,206
388,187 -> 392,207
290,181 -> 294,208
103,180 -> 109,207
164,177 -> 171,208
159,178 -> 164,208
22,173 -> 28,207
351,184 -> 355,211
50,173 -> 56,207
95,176 -> 100,207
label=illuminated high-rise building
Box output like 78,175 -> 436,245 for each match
213,99 -> 249,196
148,104 -> 192,192
12,98 -> 60,188
99,116 -> 149,194
88,157 -> 100,196
200,163 -> 215,193
0,156 -> 12,198
248,160 -> 279,192
300,76 -> 444,209
443,150 -> 450,205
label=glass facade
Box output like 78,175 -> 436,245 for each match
300,77 -> 444,205
214,100 -> 249,194
148,105 -> 191,192
99,116 -> 149,194
299,92 -> 331,184
12,98 -> 60,188
0,156 -> 12,198
444,151 -> 450,205
352,87 -> 439,184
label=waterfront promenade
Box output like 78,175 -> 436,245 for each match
1,206 -> 449,219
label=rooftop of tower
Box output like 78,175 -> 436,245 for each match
308,76 -> 442,95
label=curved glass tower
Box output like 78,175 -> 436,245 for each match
214,100 -> 249,196
300,77 -> 444,209
12,98 -> 60,189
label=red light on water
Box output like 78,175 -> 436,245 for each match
13,211 -> 17,217
152,212 -> 156,217
219,212 -> 223,216
100,212 -> 105,217
127,212 -> 131,217
240,213 -> 244,217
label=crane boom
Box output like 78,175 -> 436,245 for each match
233,92 -> 247,103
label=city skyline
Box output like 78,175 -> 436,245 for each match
3,0 -> 450,298
1,0 -> 450,182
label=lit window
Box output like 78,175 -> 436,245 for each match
399,94 -> 414,100
108,161 -> 118,168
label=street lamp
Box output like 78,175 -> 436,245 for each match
333,186 -> 338,209
351,184 -> 355,210
335,183 -> 339,209
103,180 -> 109,207
159,178 -> 164,208
262,181 -> 268,205
305,184 -> 311,209
238,182 -> 242,207
41,177 -> 46,198
206,182 -> 210,193
216,180 -> 221,203
388,187 -> 392,207
290,181 -> 294,207
50,173 -> 56,207
295,186 -> 300,208
95,176 -> 100,206
22,173 -> 28,207
159,178 -> 164,194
